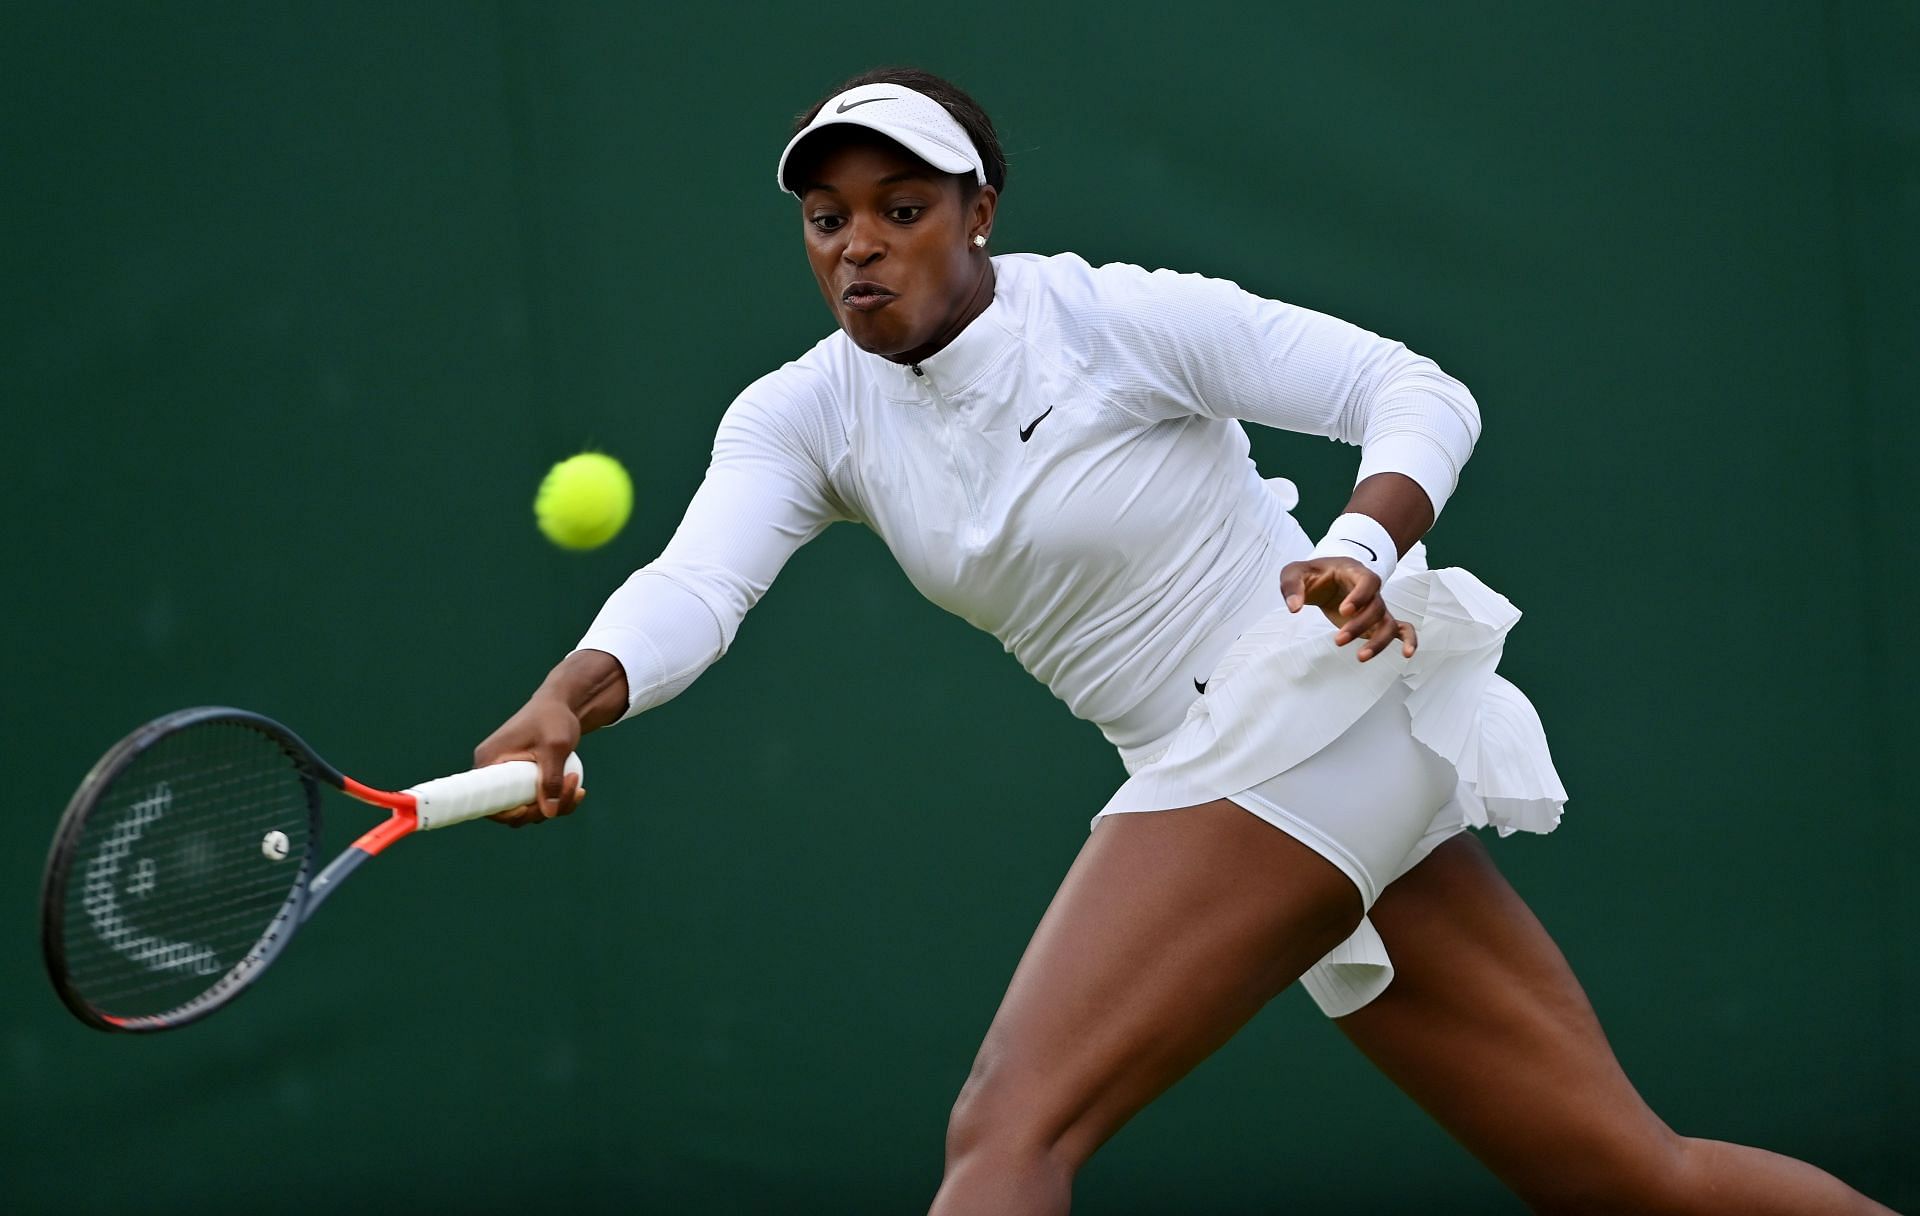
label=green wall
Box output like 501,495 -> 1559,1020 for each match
4,3 -> 1912,1211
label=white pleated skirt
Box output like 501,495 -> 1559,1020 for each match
1094,545 -> 1568,1018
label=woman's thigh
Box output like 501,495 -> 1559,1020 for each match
1335,834 -> 1681,1203
949,799 -> 1363,1170
1339,836 -> 1899,1215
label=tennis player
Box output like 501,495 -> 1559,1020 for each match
476,69 -> 1894,1214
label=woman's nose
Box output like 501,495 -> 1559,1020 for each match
841,215 -> 884,266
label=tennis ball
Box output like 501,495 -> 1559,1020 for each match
535,452 -> 633,550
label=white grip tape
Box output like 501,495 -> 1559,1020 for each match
406,754 -> 585,831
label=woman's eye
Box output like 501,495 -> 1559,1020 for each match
810,215 -> 845,233
888,206 -> 925,223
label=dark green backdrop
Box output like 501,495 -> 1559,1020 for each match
4,3 -> 1912,1212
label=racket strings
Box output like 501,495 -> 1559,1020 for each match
61,875 -> 307,947
56,722 -> 315,1020
61,888 -> 305,995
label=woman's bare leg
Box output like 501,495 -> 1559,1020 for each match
929,799 -> 1364,1216
1340,834 -> 1897,1215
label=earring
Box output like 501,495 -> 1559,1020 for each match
972,234 -> 987,248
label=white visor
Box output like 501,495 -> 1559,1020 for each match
777,83 -> 986,195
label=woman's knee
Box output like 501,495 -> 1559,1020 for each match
934,1056 -> 1078,1213
1514,1127 -> 1701,1216
943,1057 -> 997,1163
947,1049 -> 1046,1159
943,1043 -> 1087,1180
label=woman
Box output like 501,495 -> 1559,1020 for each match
475,69 -> 1894,1214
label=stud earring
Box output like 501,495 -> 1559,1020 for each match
972,234 -> 987,248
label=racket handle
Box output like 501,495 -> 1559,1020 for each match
405,754 -> 585,830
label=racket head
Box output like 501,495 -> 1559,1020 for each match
40,707 -> 339,1032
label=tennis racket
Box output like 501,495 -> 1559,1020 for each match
39,706 -> 582,1034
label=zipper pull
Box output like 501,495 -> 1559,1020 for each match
911,364 -> 925,377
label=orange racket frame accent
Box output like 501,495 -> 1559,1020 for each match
338,777 -> 420,855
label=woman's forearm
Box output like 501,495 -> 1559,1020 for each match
535,648 -> 631,734
1343,471 -> 1437,557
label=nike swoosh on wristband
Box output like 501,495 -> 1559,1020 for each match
1019,405 -> 1054,442
836,97 -> 895,113
1338,538 -> 1379,562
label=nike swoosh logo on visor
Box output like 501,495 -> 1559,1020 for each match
837,97 -> 895,113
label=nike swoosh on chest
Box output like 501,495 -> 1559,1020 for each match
1018,404 -> 1054,442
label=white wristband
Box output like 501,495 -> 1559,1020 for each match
1311,513 -> 1398,583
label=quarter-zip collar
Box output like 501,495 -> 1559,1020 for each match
868,277 -> 1022,403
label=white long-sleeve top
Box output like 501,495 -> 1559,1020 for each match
576,252 -> 1480,748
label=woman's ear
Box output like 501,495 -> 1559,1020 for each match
970,183 -> 999,246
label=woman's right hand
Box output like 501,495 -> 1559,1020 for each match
473,649 -> 629,828
473,694 -> 587,828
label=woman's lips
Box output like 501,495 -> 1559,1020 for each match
842,282 -> 897,312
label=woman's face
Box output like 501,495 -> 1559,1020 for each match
793,135 -> 997,365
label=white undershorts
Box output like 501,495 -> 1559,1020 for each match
1224,681 -> 1462,910
1093,681 -> 1471,1019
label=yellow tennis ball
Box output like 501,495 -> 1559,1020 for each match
535,452 -> 632,550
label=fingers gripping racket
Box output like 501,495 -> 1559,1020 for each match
39,706 -> 582,1033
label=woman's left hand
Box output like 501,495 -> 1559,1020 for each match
1280,556 -> 1417,662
